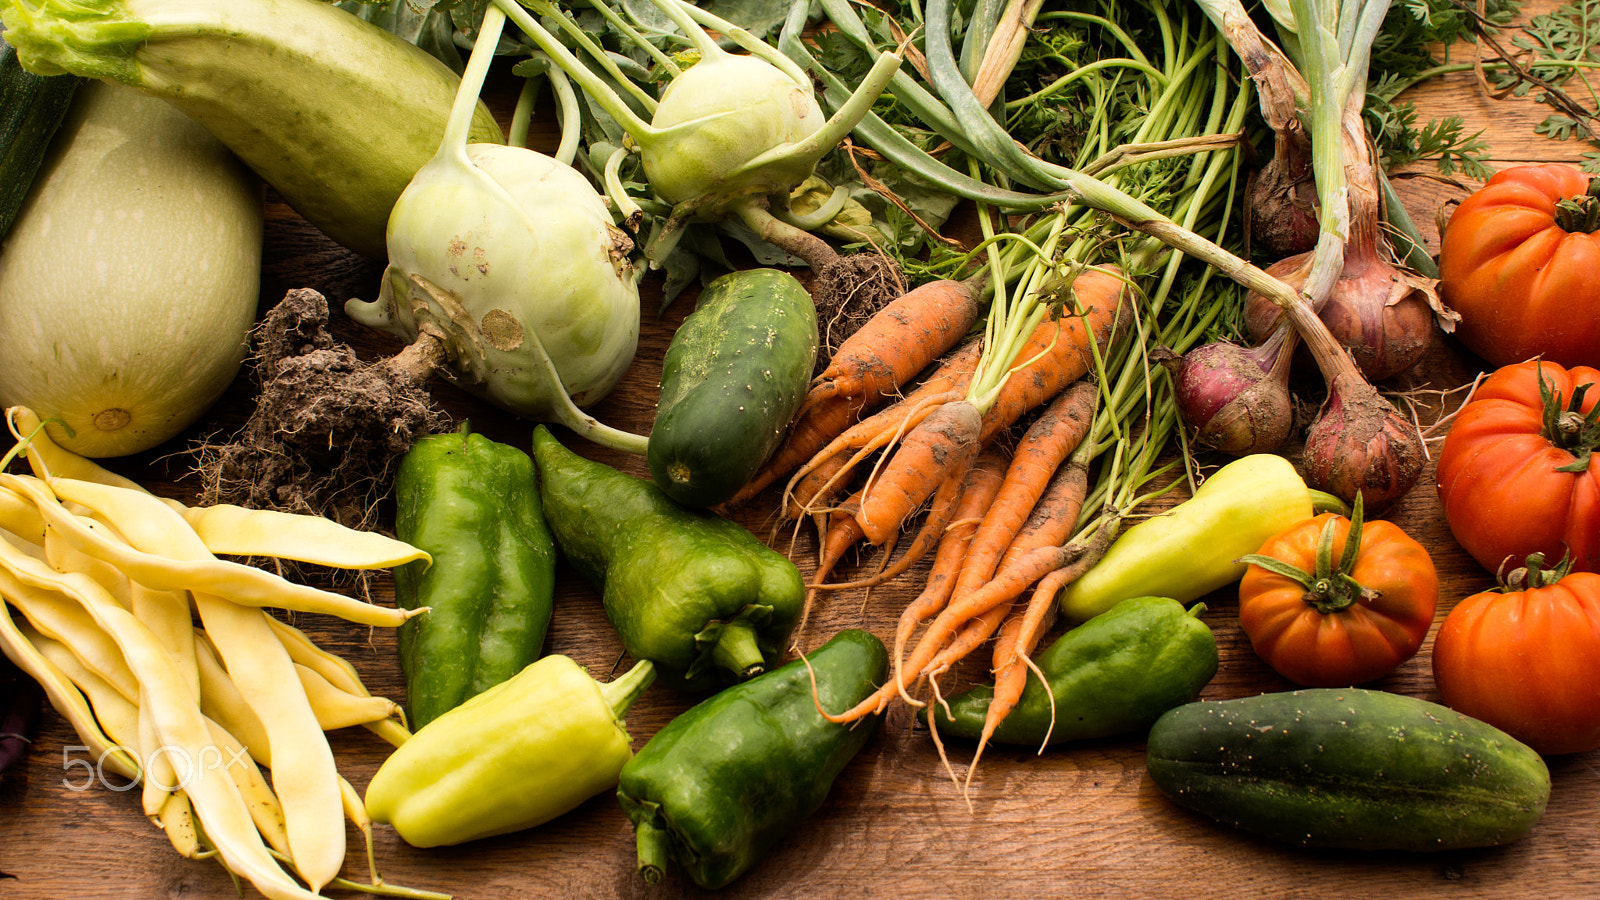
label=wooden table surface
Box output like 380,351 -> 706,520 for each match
3,9 -> 1598,899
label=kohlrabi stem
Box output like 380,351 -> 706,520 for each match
733,203 -> 840,272
509,76 -> 537,149
763,50 -> 905,178
492,0 -> 657,140
776,186 -> 851,231
604,146 -> 643,228
521,0 -> 659,115
666,0 -> 817,90
548,65 -> 581,165
574,0 -> 683,79
647,0 -> 724,58
440,3 -> 506,163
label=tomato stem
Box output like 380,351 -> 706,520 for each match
1238,494 -> 1378,615
1501,550 -> 1573,592
1534,361 -> 1600,473
1552,177 -> 1600,234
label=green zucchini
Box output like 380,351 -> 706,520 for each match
648,268 -> 818,508
1,0 -> 502,258
1145,688 -> 1551,852
0,35 -> 79,241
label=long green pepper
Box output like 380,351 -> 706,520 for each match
531,425 -> 804,690
393,423 -> 557,728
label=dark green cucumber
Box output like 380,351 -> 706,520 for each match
1146,688 -> 1551,852
648,268 -> 817,508
0,36 -> 80,241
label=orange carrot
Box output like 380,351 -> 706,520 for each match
794,491 -> 867,642
808,434 -> 1000,593
970,516 -> 1119,773
727,393 -> 861,508
851,266 -> 1129,550
855,399 -> 984,547
976,266 -> 1130,446
800,275 -> 987,418
836,451 -> 1007,720
783,339 -> 982,516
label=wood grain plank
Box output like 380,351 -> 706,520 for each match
3,4 -> 1599,898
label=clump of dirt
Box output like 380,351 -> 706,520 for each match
196,288 -> 447,532
810,252 -> 907,376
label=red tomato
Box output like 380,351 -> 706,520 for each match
1433,558 -> 1600,755
1238,506 -> 1438,687
1438,163 -> 1600,369
1436,359 -> 1600,575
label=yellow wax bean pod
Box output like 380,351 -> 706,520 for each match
25,624 -> 142,753
130,583 -> 200,703
267,617 -> 412,748
138,687 -> 178,820
43,523 -> 134,609
7,474 -> 418,628
296,664 -> 402,731
182,503 -> 430,570
156,790 -> 204,860
193,632 -> 270,766
192,597 -> 345,891
6,406 -> 148,494
0,539 -> 316,899
5,583 -> 138,698
37,473 -> 349,891
0,487 -> 46,546
205,716 -> 292,858
0,592 -> 138,779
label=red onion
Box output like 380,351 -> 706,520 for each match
1248,125 -> 1320,259
1170,323 -> 1297,456
1244,241 -> 1434,382
1301,370 -> 1426,515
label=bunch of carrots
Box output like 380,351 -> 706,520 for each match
726,0 -> 1258,780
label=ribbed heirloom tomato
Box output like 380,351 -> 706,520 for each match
1237,497 -> 1438,687
1436,359 -> 1600,575
1438,164 -> 1600,369
1433,553 -> 1600,756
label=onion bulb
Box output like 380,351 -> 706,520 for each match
1170,324 -> 1297,456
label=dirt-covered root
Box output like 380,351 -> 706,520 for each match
195,287 -> 447,533
810,252 -> 907,376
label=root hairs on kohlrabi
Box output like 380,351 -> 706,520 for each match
195,288 -> 448,533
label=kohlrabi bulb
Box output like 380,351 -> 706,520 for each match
350,143 -> 640,416
641,53 -> 825,216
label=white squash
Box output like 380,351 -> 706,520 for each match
0,80 -> 262,457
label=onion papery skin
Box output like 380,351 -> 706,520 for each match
1173,338 -> 1295,456
1301,372 -> 1426,514
1245,251 -> 1435,382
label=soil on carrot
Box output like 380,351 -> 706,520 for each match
810,252 -> 906,376
195,287 -> 447,533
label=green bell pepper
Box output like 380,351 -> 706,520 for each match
364,654 -> 655,848
530,425 -> 804,690
393,423 -> 557,728
928,596 -> 1218,745
1059,453 -> 1331,622
616,628 -> 887,889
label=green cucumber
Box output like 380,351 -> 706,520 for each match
648,268 -> 818,508
0,35 -> 80,241
1146,688 -> 1551,852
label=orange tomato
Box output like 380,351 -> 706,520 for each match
1438,163 -> 1600,369
1238,503 -> 1438,687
